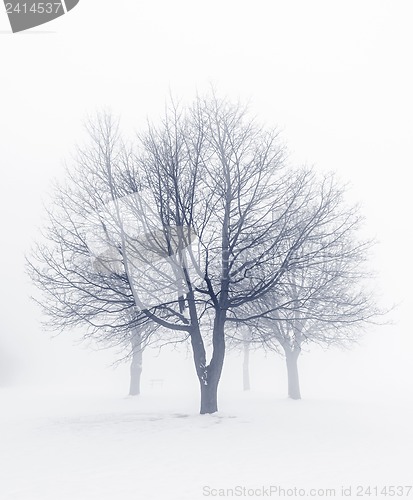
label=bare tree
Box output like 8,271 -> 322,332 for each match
242,177 -> 380,399
125,96 -> 368,412
123,96 -> 309,413
26,116 -> 164,395
28,95 -> 379,414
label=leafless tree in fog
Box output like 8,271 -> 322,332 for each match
27,94 -> 382,413
26,117 -> 166,396
238,177 -> 380,399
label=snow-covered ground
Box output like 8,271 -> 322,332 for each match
1,341 -> 412,500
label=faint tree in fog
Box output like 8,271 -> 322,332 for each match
242,177 -> 380,399
242,329 -> 252,391
26,117 -> 168,396
224,325 -> 254,391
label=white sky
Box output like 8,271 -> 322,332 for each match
0,0 -> 412,394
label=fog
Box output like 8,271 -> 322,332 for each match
1,0 -> 412,392
1,1 -> 412,498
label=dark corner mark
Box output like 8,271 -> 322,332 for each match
4,0 -> 80,33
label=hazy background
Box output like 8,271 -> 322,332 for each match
1,0 -> 412,401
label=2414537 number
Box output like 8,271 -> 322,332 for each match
5,2 -> 63,14
356,486 -> 413,497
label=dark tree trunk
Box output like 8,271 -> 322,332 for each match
243,338 -> 250,391
200,378 -> 219,414
185,278 -> 227,414
195,310 -> 226,414
199,357 -> 223,414
285,349 -> 301,400
129,329 -> 143,396
189,324 -> 212,414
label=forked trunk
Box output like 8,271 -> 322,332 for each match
195,311 -> 226,414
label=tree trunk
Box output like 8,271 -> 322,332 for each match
186,278 -> 226,414
129,329 -> 143,396
198,310 -> 226,414
243,338 -> 250,391
285,349 -> 301,400
200,378 -> 219,414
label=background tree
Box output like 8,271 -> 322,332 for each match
26,116 -> 164,395
243,177 -> 379,399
